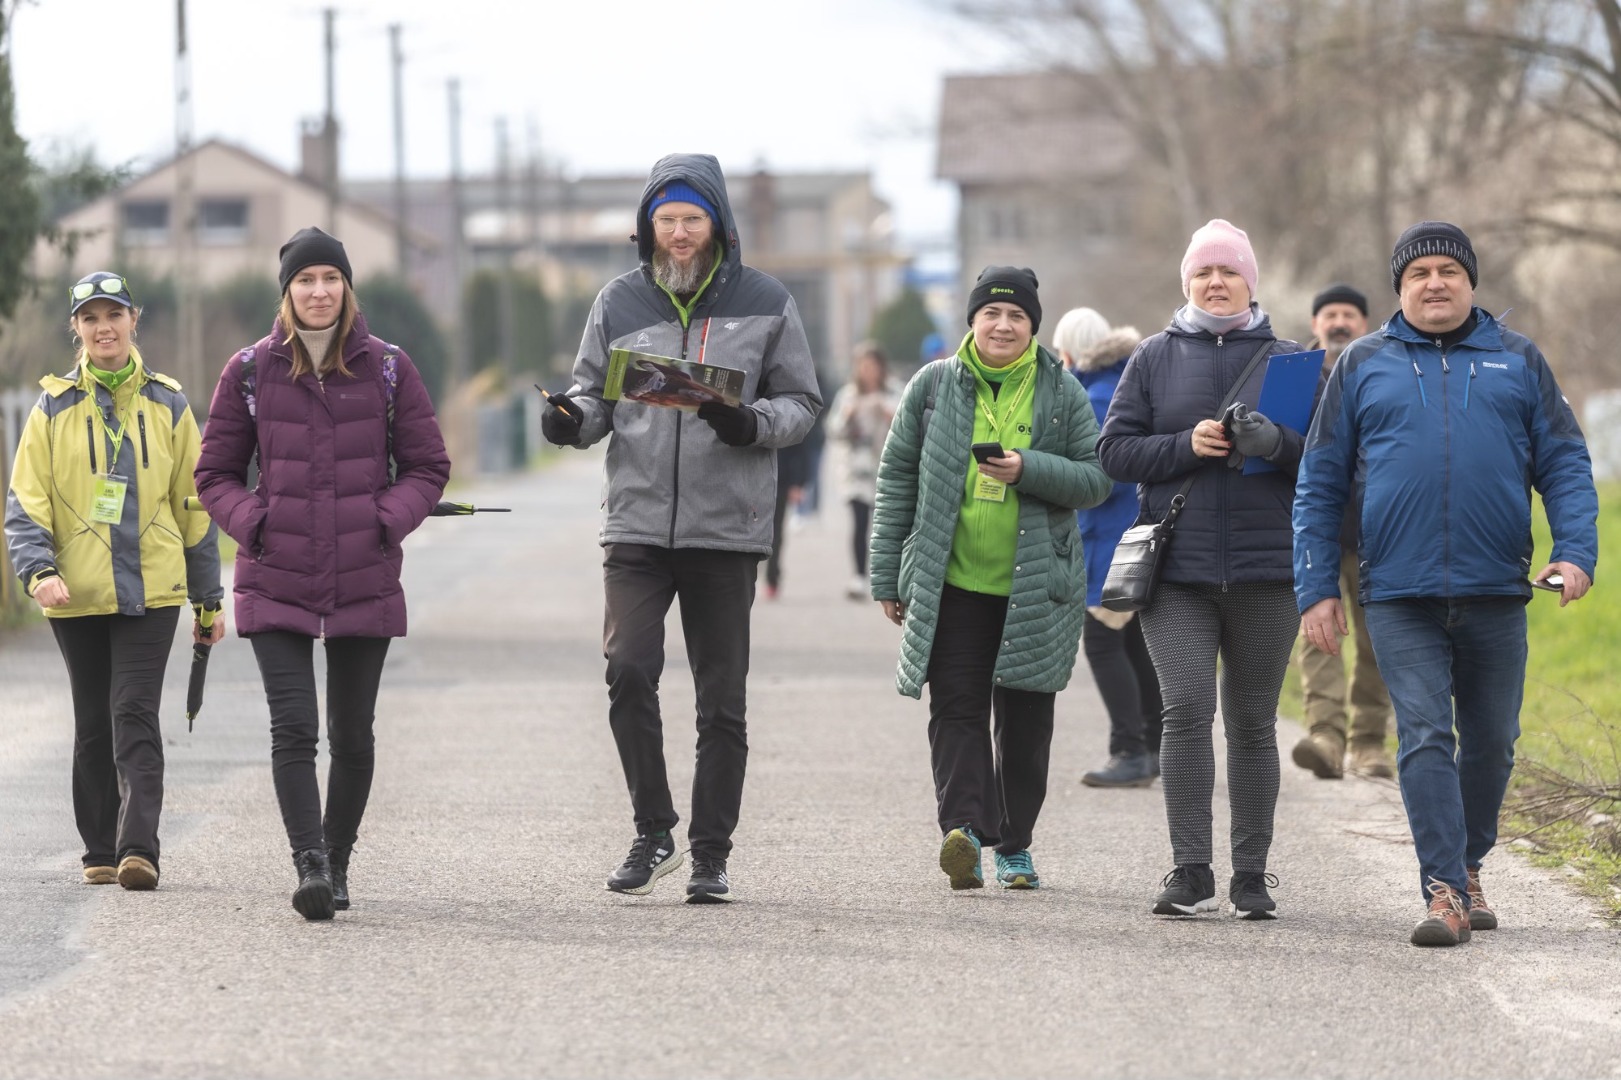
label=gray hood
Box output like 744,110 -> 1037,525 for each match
635,154 -> 743,279
1074,327 -> 1142,373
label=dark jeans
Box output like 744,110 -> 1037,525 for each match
249,631 -> 391,855
1082,611 -> 1163,757
603,543 -> 757,858
51,606 -> 180,868
926,584 -> 1055,854
1363,597 -> 1527,901
849,499 -> 873,577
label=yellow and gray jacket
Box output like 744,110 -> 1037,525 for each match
4,348 -> 221,618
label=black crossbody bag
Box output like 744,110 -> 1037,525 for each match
1099,340 -> 1274,613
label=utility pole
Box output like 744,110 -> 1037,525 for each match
322,7 -> 339,231
174,0 -> 203,398
389,22 -> 407,278
494,116 -> 515,378
525,118 -> 546,373
448,78 -> 469,388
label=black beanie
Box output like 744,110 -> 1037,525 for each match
966,265 -> 1042,333
278,227 -> 353,293
1390,221 -> 1477,293
1312,282 -> 1368,317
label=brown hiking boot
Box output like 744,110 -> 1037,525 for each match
1466,866 -> 1497,930
1290,730 -> 1345,779
1411,880 -> 1472,946
116,855 -> 158,891
1347,740 -> 1395,779
82,866 -> 117,885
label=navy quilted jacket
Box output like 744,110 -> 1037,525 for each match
1096,316 -> 1304,587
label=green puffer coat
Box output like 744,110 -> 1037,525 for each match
871,346 -> 1112,698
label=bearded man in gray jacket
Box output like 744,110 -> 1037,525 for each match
541,154 -> 821,903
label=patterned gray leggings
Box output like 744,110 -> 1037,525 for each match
1139,581 -> 1300,873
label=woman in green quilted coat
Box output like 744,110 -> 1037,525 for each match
870,266 -> 1112,891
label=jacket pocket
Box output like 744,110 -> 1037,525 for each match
1047,530 -> 1086,604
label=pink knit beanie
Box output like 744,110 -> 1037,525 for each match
1180,219 -> 1258,298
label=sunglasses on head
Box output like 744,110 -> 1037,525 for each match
71,277 -> 130,302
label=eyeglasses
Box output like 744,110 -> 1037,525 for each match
651,214 -> 709,234
71,276 -> 130,302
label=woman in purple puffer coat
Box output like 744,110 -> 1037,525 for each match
196,227 -> 450,921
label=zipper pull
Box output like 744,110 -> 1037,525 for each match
1216,334 -> 1225,347
1441,354 -> 1450,374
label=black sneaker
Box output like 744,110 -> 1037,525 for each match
606,833 -> 683,895
685,854 -> 732,904
1152,864 -> 1218,916
1231,872 -> 1279,920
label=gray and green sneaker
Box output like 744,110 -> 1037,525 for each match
938,827 -> 983,890
994,849 -> 1040,889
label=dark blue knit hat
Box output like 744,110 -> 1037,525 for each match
1391,221 -> 1477,293
647,181 -> 716,225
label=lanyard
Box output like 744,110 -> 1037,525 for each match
976,365 -> 1034,439
91,386 -> 133,472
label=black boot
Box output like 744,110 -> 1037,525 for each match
292,848 -> 335,921
328,845 -> 351,911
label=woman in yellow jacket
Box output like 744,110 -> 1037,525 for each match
4,272 -> 223,890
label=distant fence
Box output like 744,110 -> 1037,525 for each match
1,387 -> 35,620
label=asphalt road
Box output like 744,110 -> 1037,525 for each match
1,448 -> 1617,1079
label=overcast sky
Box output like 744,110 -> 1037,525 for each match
9,0 -> 1018,250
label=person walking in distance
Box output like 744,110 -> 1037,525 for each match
195,228 -> 451,920
870,268 -> 1112,890
5,272 -> 223,891
1052,308 -> 1163,789
539,155 -> 821,903
1295,222 -> 1597,946
1290,284 -> 1395,780
1097,220 -> 1309,921
827,341 -> 900,600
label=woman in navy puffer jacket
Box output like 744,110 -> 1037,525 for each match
1052,309 -> 1162,791
1096,220 -> 1304,923
196,227 -> 450,921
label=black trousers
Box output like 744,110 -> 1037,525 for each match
925,584 -> 1055,855
249,631 -> 391,855
1082,611 -> 1164,757
51,606 -> 180,869
849,499 -> 873,576
766,480 -> 792,590
603,543 -> 757,858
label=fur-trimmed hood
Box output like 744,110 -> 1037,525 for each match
1074,327 -> 1142,372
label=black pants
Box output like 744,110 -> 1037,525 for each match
925,584 -> 1055,855
51,606 -> 180,869
249,631 -> 391,855
766,480 -> 792,590
603,543 -> 757,858
1082,611 -> 1163,757
849,499 -> 872,576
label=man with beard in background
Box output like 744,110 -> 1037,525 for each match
1290,283 -> 1396,781
540,154 -> 821,904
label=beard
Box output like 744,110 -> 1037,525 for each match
652,244 -> 714,296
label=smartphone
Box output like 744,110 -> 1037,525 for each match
1531,574 -> 1565,592
971,441 -> 1005,464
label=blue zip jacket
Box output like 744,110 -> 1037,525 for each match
1073,328 -> 1142,607
1293,307 -> 1598,611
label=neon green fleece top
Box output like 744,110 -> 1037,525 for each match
945,332 -> 1038,596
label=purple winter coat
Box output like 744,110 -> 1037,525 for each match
195,314 -> 450,638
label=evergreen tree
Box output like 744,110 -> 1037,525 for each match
867,287 -> 939,375
0,9 -> 42,328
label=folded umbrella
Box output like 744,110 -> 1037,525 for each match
186,603 -> 220,732
429,501 -> 511,515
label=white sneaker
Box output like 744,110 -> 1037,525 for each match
845,575 -> 867,600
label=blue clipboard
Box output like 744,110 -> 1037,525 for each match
1243,349 -> 1325,474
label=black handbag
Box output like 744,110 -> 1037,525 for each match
1098,340 -> 1274,613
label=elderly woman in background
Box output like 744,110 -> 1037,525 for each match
1096,220 -> 1306,921
871,266 -> 1111,891
1051,307 -> 1161,790
828,341 -> 900,599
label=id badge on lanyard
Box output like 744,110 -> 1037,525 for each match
92,474 -> 128,525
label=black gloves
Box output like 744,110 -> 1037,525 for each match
697,402 -> 758,447
1222,403 -> 1281,468
541,392 -> 583,446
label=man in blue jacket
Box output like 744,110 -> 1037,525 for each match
1294,222 -> 1597,948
